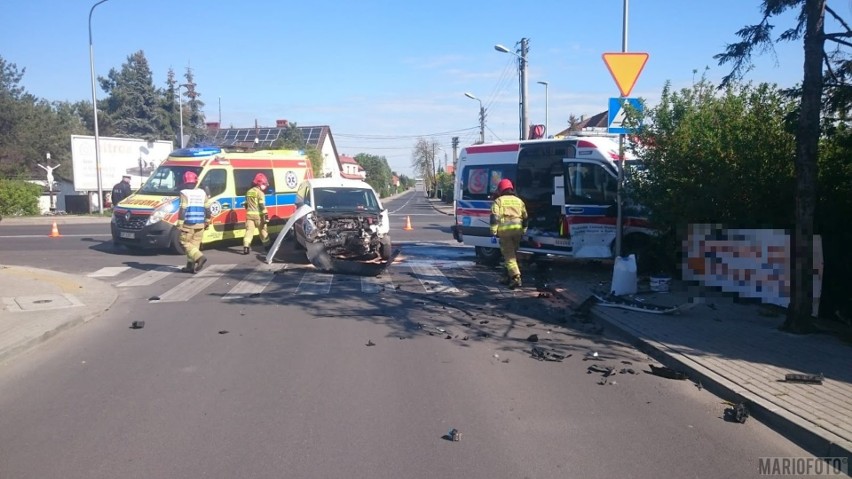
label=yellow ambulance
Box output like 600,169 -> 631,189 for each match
111,147 -> 313,253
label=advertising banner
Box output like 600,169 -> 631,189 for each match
70,135 -> 173,191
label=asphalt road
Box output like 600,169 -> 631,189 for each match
0,191 -> 811,479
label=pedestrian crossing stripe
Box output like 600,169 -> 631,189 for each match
221,263 -> 281,302
154,264 -> 236,303
87,266 -> 130,277
94,260 -> 492,303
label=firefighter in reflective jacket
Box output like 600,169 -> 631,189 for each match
177,171 -> 210,273
243,172 -> 271,255
490,178 -> 528,289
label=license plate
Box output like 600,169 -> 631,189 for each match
119,232 -> 136,239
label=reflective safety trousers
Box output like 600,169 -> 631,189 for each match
245,186 -> 267,220
490,194 -> 528,235
180,188 -> 209,226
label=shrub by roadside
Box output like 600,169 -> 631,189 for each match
0,179 -> 41,216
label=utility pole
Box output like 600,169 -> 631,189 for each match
520,38 -> 529,140
451,137 -> 459,170
478,103 -> 486,144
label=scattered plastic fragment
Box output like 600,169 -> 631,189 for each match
784,373 -> 824,384
148,296 -> 160,301
479,320 -> 489,324
588,365 -> 613,375
583,351 -> 603,361
447,428 -> 461,441
725,402 -> 749,423
130,321 -> 145,329
649,364 -> 688,380
527,334 -> 539,342
218,330 -> 229,335
619,368 -> 637,375
531,346 -> 567,362
366,340 -> 376,346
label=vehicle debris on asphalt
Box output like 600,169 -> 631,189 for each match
446,428 -> 461,441
530,346 -> 569,362
527,334 -> 539,342
784,373 -> 824,384
366,340 -> 376,346
130,321 -> 145,329
725,402 -> 750,424
218,330 -> 229,335
649,364 -> 689,380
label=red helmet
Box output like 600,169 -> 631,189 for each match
497,178 -> 514,193
183,171 -> 198,184
253,173 -> 269,186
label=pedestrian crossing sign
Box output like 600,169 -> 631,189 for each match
608,97 -> 643,135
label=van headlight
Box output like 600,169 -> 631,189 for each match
146,200 -> 179,226
303,217 -> 316,239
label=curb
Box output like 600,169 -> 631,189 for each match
427,199 -> 453,216
0,267 -> 118,365
584,302 -> 852,468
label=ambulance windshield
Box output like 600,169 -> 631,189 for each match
140,165 -> 203,195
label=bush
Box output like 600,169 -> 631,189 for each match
0,179 -> 41,216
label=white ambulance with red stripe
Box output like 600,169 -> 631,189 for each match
451,136 -> 653,267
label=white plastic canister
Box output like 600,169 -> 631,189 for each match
611,254 -> 638,296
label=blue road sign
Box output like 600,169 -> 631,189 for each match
608,97 -> 643,135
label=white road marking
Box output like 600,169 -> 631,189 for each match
410,264 -> 461,294
87,266 -> 131,277
222,264 -> 282,301
153,264 -> 236,303
361,274 -> 394,294
295,272 -> 333,295
117,265 -> 181,287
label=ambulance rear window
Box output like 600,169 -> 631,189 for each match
461,165 -> 516,201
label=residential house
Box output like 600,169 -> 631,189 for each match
553,111 -> 615,138
339,155 -> 366,180
207,120 -> 342,177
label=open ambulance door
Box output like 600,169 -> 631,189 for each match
562,159 -> 619,258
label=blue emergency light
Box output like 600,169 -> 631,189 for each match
170,147 -> 222,157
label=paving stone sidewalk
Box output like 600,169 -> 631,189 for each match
552,275 -> 852,466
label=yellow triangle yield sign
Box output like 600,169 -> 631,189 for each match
602,52 -> 649,97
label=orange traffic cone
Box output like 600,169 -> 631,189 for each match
403,216 -> 414,231
49,221 -> 61,238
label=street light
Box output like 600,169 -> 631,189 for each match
88,0 -> 110,214
537,81 -> 549,138
464,92 -> 486,144
177,83 -> 191,148
495,39 -> 529,140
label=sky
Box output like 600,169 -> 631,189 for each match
1,0 -> 818,177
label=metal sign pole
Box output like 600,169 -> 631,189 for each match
615,0 -> 628,258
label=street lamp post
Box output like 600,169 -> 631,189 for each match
495,38 -> 529,140
177,83 -> 191,149
537,81 -> 549,138
464,92 -> 486,144
88,0 -> 110,214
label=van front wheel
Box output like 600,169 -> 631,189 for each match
475,246 -> 502,265
169,228 -> 186,255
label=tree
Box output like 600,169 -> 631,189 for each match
270,123 -> 305,150
631,80 -> 798,271
304,146 -> 323,179
354,153 -> 393,197
411,138 -> 440,196
715,0 -> 850,332
182,67 -> 206,146
99,50 -> 163,140
160,68 -> 178,145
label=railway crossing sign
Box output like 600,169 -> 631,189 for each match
602,52 -> 649,97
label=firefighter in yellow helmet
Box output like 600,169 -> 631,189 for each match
490,178 -> 528,289
177,170 -> 211,273
243,172 -> 271,255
